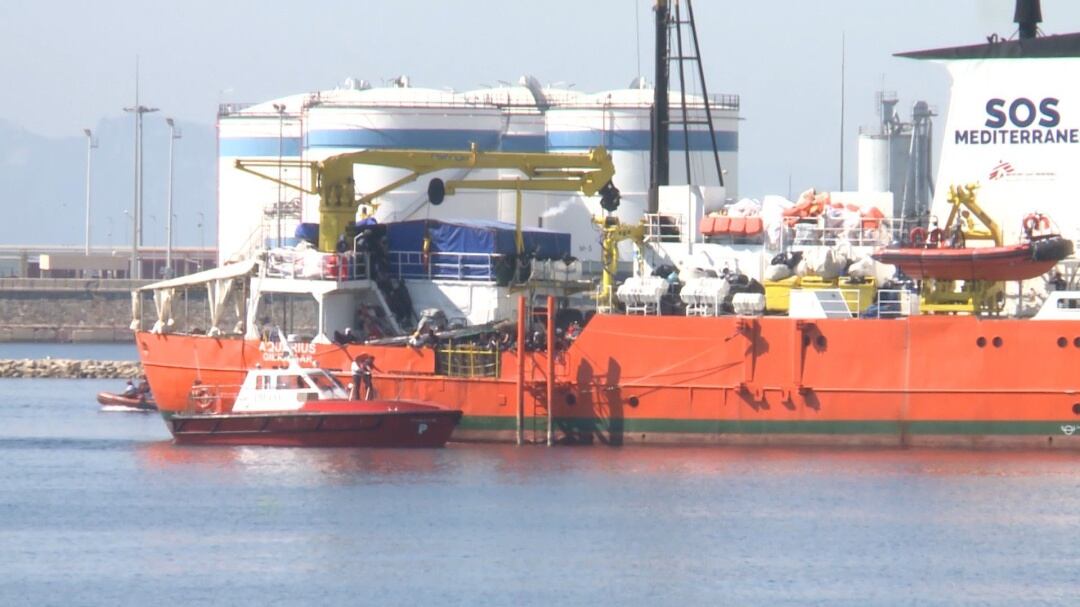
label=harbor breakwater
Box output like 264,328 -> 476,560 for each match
0,359 -> 142,379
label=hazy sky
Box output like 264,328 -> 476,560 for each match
5,0 -> 1080,198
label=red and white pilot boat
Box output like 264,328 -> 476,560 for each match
167,358 -> 462,448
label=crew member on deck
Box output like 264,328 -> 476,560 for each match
351,355 -> 379,400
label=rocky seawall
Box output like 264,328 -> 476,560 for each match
0,359 -> 143,379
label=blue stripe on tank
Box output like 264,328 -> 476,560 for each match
307,129 -> 502,150
547,129 -> 738,152
219,137 -> 303,157
219,129 -> 738,157
499,135 -> 547,152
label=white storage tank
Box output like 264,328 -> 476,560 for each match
459,78 -> 587,242
217,94 -> 307,263
217,77 -> 741,266
302,83 -> 506,228
857,131 -> 911,205
545,84 -> 739,258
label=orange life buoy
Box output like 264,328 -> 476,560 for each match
1023,213 -> 1051,234
323,254 -> 340,279
927,228 -> 944,247
909,226 -> 927,247
193,392 -> 214,413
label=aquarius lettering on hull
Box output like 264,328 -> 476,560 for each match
258,340 -> 316,364
955,97 -> 1080,146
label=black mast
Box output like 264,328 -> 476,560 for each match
1015,0 -> 1042,40
649,0 -> 670,214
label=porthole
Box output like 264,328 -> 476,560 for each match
1073,403 -> 1080,416
976,337 -> 987,348
1058,337 -> 1068,348
992,336 -> 1003,348
564,393 -> 577,406
627,396 -> 640,408
1074,337 -> 1080,348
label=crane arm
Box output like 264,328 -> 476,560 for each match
944,183 -> 1002,246
235,144 -> 616,252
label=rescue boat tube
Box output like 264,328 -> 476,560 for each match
1030,235 -> 1074,263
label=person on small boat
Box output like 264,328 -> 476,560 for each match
135,376 -> 152,404
121,379 -> 138,398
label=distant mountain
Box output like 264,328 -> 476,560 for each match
0,116 -> 216,247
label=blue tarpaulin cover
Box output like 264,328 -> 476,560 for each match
386,219 -> 570,260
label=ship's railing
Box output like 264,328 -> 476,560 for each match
217,102 -> 257,117
710,93 -> 741,111
218,92 -> 740,116
435,344 -> 500,378
643,213 -> 687,243
263,249 -> 370,281
782,217 -> 907,249
387,251 -> 501,282
595,284 -> 616,315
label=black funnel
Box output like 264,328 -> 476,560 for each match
1015,0 -> 1042,40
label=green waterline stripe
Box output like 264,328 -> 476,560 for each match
458,416 -> 1080,436
159,411 -> 1078,437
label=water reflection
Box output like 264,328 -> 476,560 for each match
138,440 -> 1080,484
137,440 -> 450,484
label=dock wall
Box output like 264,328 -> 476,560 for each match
0,278 -> 156,343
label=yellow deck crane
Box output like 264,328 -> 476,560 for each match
919,183 -> 1006,315
234,143 -> 617,253
592,216 -> 646,312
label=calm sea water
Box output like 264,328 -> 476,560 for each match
2,377 -> 1080,606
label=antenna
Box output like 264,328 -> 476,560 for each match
635,0 -> 642,79
839,32 -> 846,192
276,327 -> 299,366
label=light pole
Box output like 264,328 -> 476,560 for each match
82,129 -> 98,257
165,117 -> 182,277
197,211 -> 205,270
123,209 -> 134,261
273,103 -> 286,247
123,60 -> 158,279
123,210 -> 135,274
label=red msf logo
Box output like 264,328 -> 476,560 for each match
989,161 -> 1015,181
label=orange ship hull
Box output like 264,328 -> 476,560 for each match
137,313 -> 1080,448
